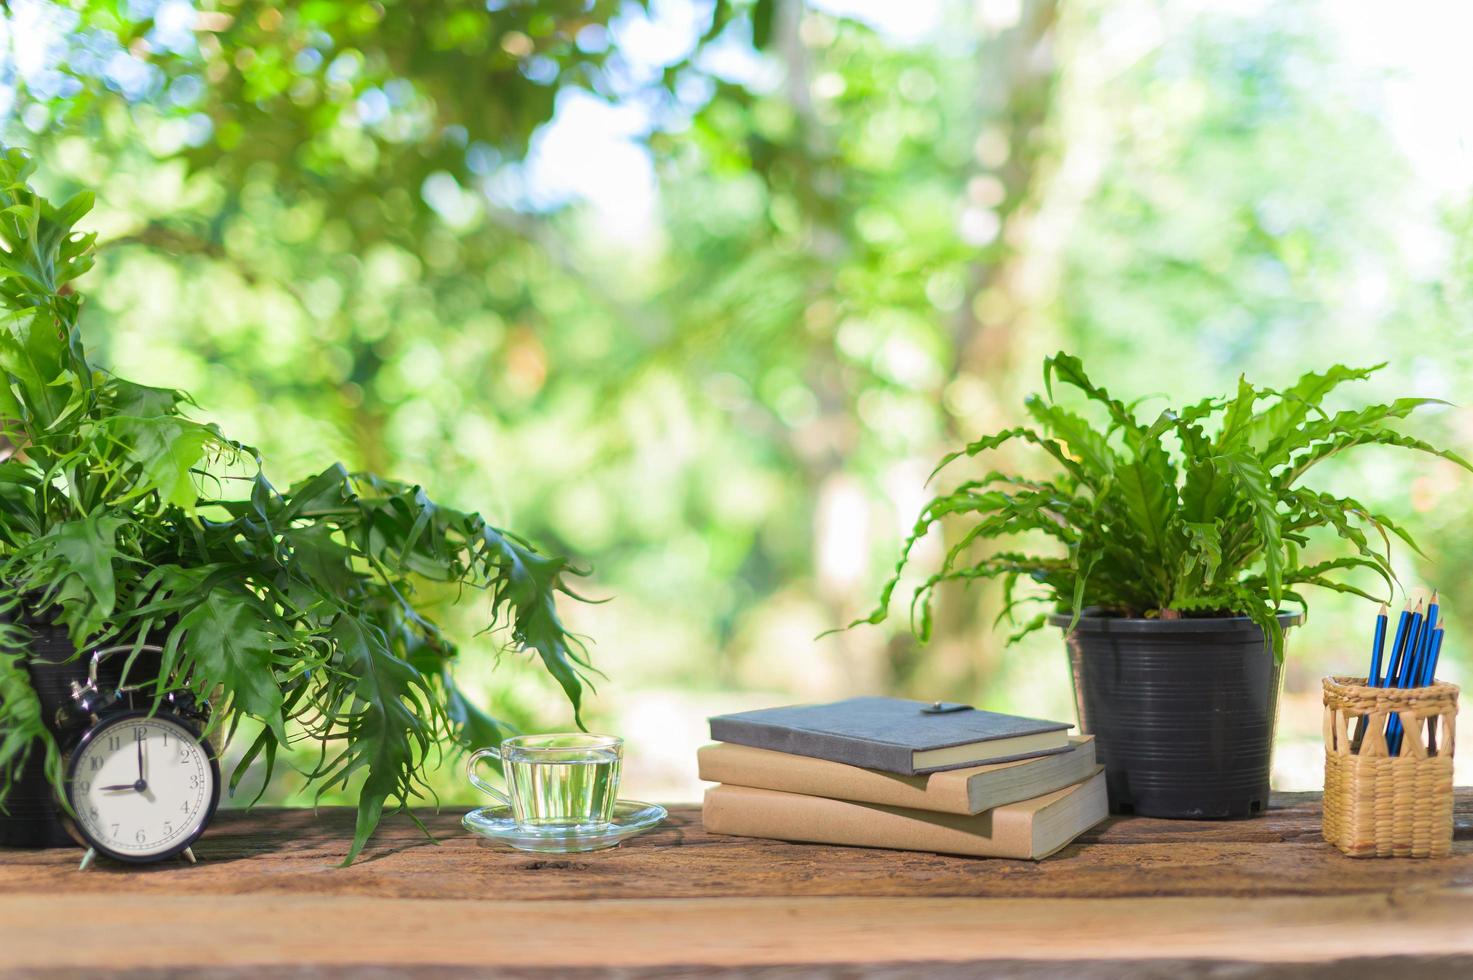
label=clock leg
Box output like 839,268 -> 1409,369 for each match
78,848 -> 97,872
182,846 -> 197,864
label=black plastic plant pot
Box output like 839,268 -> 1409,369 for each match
1049,610 -> 1301,820
0,614 -> 170,848
0,621 -> 84,849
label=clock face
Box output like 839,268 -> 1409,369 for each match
67,713 -> 219,861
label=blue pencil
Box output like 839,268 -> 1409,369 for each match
1367,602 -> 1388,686
1384,598 -> 1423,756
1389,606 -> 1437,757
1423,626 -> 1447,754
1404,590 -> 1439,689
1357,599 -> 1409,750
1380,600 -> 1414,687
1352,602 -> 1391,750
1385,599 -> 1421,687
1420,625 -> 1445,687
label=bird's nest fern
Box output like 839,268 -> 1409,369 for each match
858,351 -> 1470,658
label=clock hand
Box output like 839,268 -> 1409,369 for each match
98,783 -> 139,791
135,734 -> 149,792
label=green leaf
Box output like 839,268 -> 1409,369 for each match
1180,453 -> 1235,525
1217,451 -> 1283,603
1268,394 -> 1443,468
476,523 -> 592,725
1170,592 -> 1244,616
1064,545 -> 1102,633
1005,612 -> 1050,644
445,670 -> 512,751
1272,556 -> 1391,592
284,522 -> 363,595
174,590 -> 289,742
1245,364 -> 1382,460
1024,395 -> 1117,481
0,625 -> 62,810
930,426 -> 1051,481
1286,574 -> 1383,604
1240,594 -> 1288,663
1214,377 -> 1259,451
1178,520 -> 1223,591
0,152 -> 95,398
1284,428 -> 1473,485
103,381 -> 215,512
324,614 -> 441,865
10,511 -> 127,642
0,308 -> 74,429
110,416 -> 215,511
1280,489 -> 1397,594
1043,351 -> 1145,438
282,463 -> 358,519
1114,445 -> 1176,567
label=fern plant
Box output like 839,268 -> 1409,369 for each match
0,151 -> 593,862
860,352 -> 1469,656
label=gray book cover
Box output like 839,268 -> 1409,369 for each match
708,696 -> 1072,775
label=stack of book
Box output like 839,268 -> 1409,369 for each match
700,696 -> 1107,860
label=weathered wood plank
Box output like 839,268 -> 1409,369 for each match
4,792 -> 1469,976
1,792 -> 1468,901
2,892 -> 1472,974
13,962 -> 1473,980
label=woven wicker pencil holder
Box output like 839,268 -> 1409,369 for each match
1322,675 -> 1457,858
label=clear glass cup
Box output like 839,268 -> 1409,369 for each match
467,733 -> 623,830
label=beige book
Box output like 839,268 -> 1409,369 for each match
698,736 -> 1095,815
702,768 -> 1107,860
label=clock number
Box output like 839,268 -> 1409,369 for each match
110,823 -> 120,837
178,748 -> 191,764
162,730 -> 169,747
134,726 -> 147,741
135,829 -> 146,844
180,801 -> 191,815
77,780 -> 90,793
106,735 -> 120,752
88,756 -> 103,772
163,821 -> 173,836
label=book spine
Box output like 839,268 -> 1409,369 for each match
697,744 -> 971,814
708,717 -> 916,774
702,784 -> 1038,859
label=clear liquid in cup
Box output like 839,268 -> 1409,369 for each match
505,746 -> 621,828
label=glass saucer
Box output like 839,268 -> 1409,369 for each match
462,800 -> 668,853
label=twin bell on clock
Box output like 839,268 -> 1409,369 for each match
54,645 -> 221,870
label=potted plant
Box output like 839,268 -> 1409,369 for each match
0,151 -> 593,861
857,352 -> 1467,818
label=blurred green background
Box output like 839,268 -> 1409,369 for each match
5,0 -> 1471,806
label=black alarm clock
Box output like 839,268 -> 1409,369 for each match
61,646 -> 221,869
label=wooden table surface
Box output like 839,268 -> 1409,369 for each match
2,790 -> 1471,977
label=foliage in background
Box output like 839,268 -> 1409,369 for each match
4,0 -> 1472,801
859,352 -> 1469,656
0,151 -> 589,860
